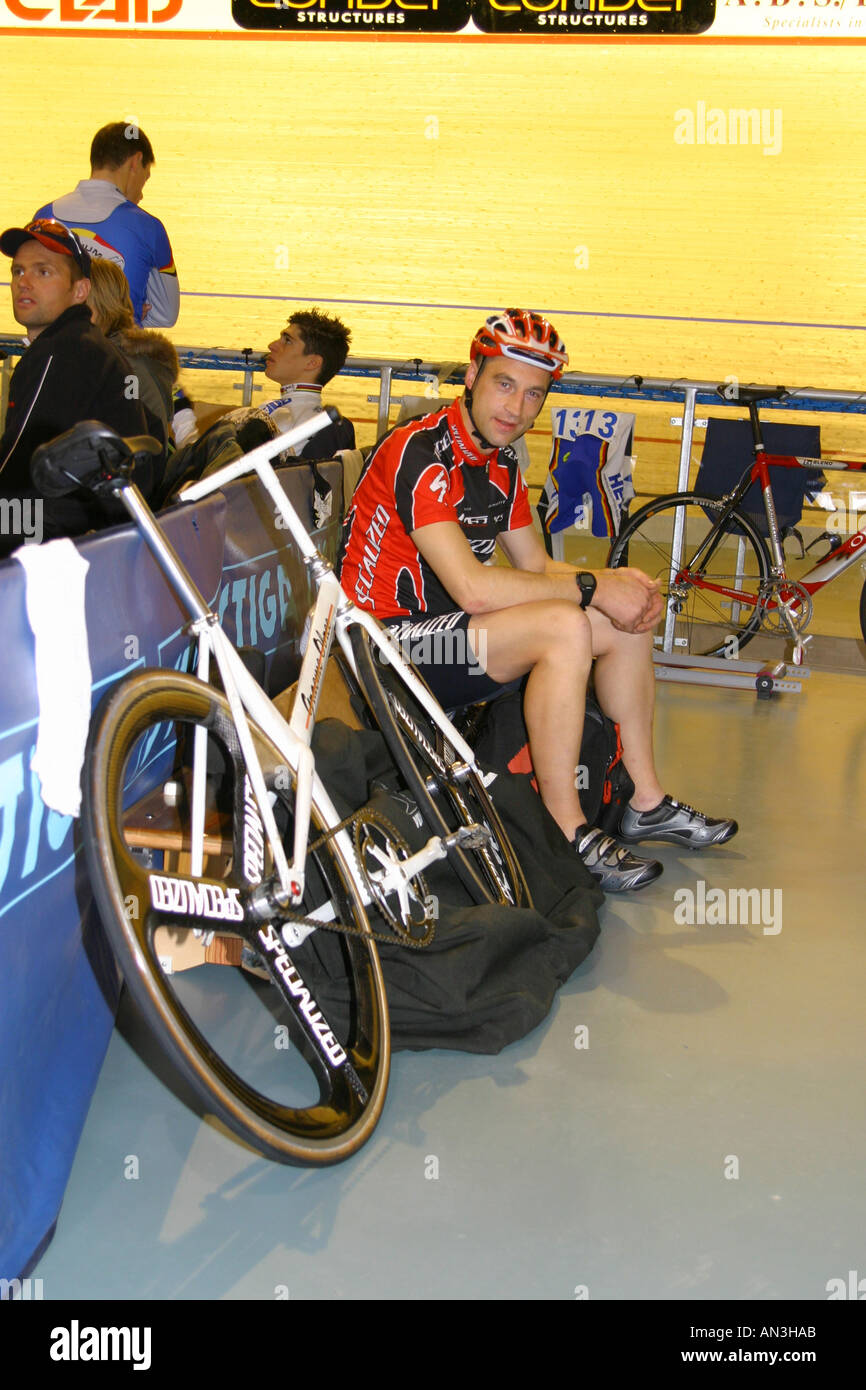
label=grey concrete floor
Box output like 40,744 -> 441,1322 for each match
31,667 -> 866,1303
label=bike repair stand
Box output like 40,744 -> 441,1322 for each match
652,648 -> 809,698
650,386 -> 810,699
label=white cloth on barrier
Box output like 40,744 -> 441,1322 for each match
14,539 -> 92,818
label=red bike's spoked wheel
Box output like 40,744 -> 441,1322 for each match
609,493 -> 771,659
82,669 -> 389,1166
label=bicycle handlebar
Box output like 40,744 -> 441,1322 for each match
178,408 -> 340,502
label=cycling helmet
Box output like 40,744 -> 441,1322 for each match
470,309 -> 569,382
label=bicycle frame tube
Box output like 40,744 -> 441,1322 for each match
751,456 -> 787,572
191,623 -> 212,878
796,523 -> 866,593
207,624 -> 295,897
751,450 -> 866,588
290,571 -> 343,744
208,631 -> 363,918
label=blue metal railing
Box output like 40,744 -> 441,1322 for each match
4,336 -> 866,470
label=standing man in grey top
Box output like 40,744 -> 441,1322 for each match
34,122 -> 179,329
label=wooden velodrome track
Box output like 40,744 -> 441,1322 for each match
1,34 -> 864,504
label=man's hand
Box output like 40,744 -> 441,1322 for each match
591,568 -> 663,634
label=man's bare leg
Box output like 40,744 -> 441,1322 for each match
470,601 -> 667,831
469,601 -> 591,841
584,610 -> 665,812
585,609 -> 738,847
468,600 -> 666,891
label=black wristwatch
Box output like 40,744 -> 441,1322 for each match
575,571 -> 597,609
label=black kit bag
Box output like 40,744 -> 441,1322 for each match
297,718 -> 602,1055
464,685 -> 635,837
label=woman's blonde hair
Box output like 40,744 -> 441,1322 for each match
87,258 -> 136,337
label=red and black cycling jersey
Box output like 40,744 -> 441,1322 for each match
338,398 -> 532,620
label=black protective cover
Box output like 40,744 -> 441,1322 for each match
306,719 -> 602,1054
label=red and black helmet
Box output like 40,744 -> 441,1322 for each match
470,309 -> 569,382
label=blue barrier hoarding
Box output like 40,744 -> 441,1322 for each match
0,459 -> 343,1280
215,458 -> 343,696
0,496 -> 226,1281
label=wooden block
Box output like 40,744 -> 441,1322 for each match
273,655 -> 363,731
153,925 -> 244,974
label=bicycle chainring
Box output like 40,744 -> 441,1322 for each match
758,579 -> 813,636
353,810 -> 436,948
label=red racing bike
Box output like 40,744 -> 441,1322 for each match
609,386 -> 866,664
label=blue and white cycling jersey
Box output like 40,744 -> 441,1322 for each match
226,384 -> 325,450
540,407 -> 635,540
35,180 -> 179,328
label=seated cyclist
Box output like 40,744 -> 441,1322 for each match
225,308 -> 354,460
338,309 -> 737,892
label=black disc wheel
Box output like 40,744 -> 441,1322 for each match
82,669 -> 389,1166
608,492 -> 772,659
347,625 -> 531,909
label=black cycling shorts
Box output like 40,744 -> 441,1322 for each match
381,610 -> 518,712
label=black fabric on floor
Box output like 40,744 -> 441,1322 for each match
299,719 -> 602,1054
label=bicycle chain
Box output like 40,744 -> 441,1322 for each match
265,806 -> 436,951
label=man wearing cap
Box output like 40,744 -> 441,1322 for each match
340,309 -> 738,893
34,122 -> 179,329
0,218 -> 152,555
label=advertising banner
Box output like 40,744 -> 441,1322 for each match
2,0 -> 866,40
0,464 -> 335,1280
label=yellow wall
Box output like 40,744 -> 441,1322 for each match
1,35 -> 864,482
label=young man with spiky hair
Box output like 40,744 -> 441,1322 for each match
228,309 -> 355,461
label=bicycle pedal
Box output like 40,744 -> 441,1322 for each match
447,823 -> 492,851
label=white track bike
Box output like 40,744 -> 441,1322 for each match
32,413 -> 528,1165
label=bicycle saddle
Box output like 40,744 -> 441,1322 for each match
714,385 -> 789,407
31,421 -> 162,497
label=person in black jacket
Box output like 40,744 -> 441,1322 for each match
0,218 -> 154,557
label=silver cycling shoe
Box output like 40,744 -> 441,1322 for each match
618,795 -> 738,849
574,826 -> 663,893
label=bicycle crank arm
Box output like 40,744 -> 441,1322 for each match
367,822 -> 494,895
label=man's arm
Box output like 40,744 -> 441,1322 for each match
411,520 -> 663,633
141,266 -> 180,328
